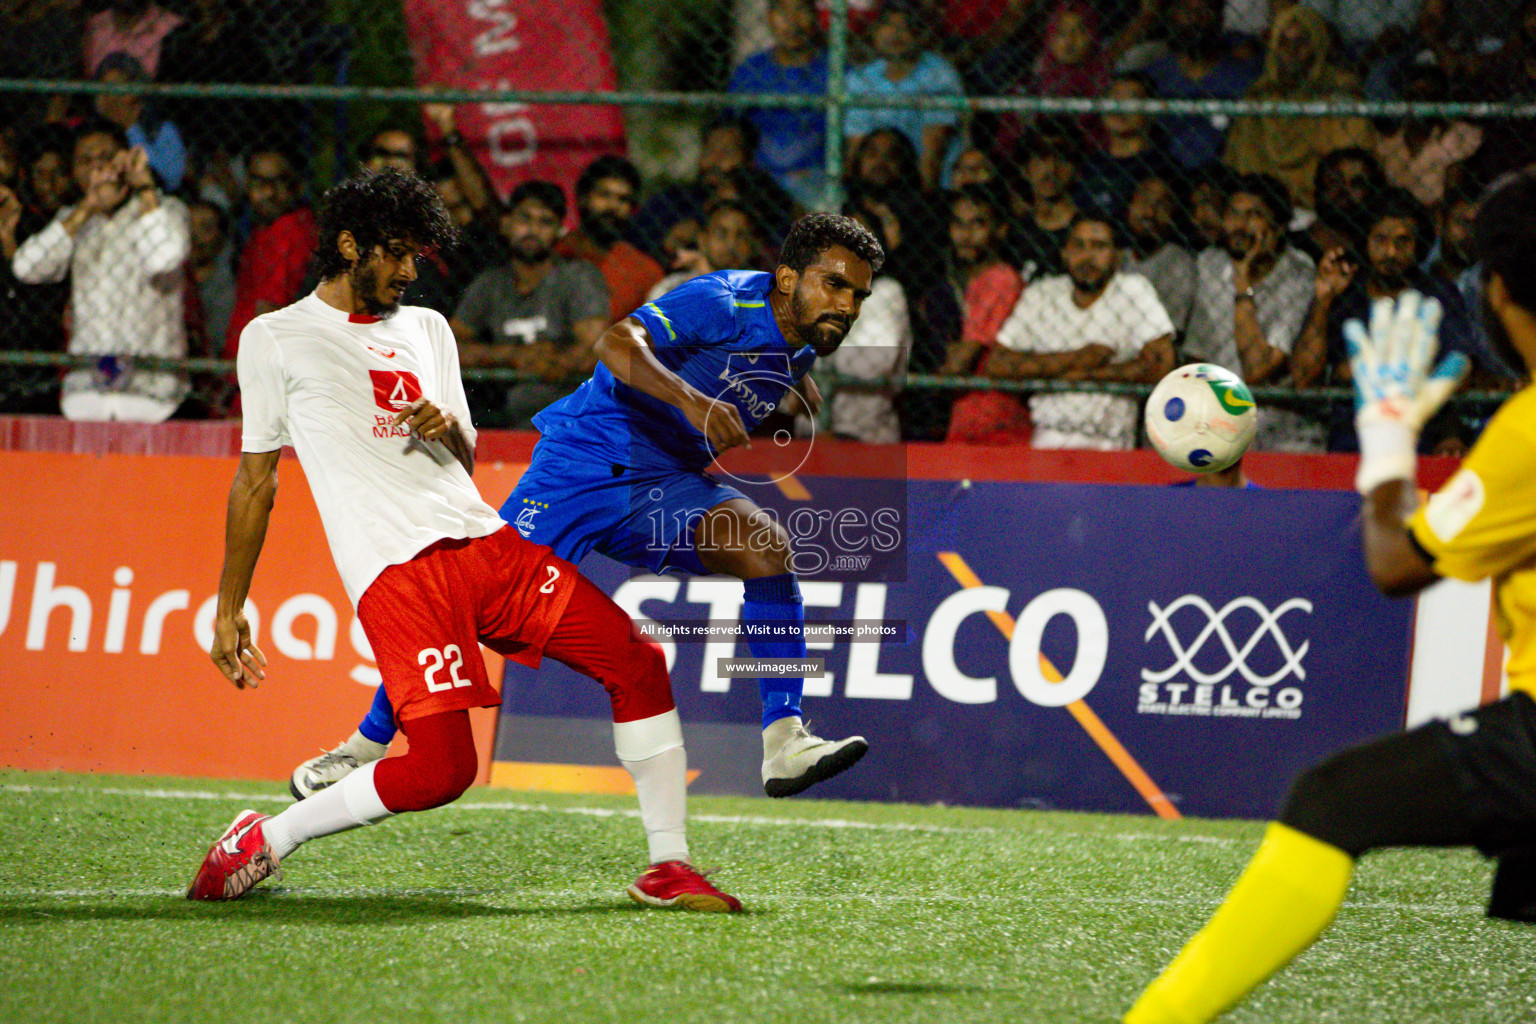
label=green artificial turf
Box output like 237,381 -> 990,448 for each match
0,770 -> 1530,1023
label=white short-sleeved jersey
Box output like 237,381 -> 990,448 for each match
996,272 -> 1174,447
237,292 -> 505,606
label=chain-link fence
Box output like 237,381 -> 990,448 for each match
0,0 -> 1528,451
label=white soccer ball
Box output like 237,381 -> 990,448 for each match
1144,363 -> 1258,473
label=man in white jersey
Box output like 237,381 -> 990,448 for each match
186,170 -> 740,912
989,212 -> 1175,449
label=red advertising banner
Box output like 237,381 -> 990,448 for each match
402,0 -> 628,204
0,452 -> 527,783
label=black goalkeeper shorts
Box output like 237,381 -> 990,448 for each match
1278,691 -> 1536,859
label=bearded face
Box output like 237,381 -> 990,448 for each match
350,243 -> 420,319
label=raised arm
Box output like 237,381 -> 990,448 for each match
1293,248 -> 1355,388
122,148 -> 190,276
1361,479 -> 1438,597
211,450 -> 279,688
1348,292 -> 1469,597
596,317 -> 750,451
424,102 -> 499,219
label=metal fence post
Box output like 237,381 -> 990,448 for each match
821,0 -> 848,216
815,0 -> 850,433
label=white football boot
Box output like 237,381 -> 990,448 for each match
289,733 -> 388,800
761,718 -> 869,798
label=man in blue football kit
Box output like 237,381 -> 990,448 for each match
292,213 -> 886,799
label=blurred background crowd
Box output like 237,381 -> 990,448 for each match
0,0 -> 1530,451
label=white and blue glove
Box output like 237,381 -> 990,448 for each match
1343,290 -> 1470,494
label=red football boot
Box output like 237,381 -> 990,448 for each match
627,860 -> 742,913
186,810 -> 283,901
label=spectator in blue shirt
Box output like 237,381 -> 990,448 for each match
1140,0 -> 1261,170
728,0 -> 828,209
844,0 -> 966,190
91,52 -> 184,192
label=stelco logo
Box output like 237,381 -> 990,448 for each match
1138,595 -> 1313,720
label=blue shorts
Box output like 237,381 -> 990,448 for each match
500,439 -> 748,576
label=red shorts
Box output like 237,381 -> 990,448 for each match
357,526 -> 577,723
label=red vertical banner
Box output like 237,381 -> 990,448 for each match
402,0 -> 628,204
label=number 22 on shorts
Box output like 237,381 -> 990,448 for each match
419,644 -> 471,692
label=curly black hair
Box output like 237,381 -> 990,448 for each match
312,169 -> 459,282
1229,172 -> 1293,233
779,212 -> 885,275
1365,186 -> 1436,262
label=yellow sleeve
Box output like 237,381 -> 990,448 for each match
1409,388 -> 1536,582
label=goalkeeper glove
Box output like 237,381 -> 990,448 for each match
1344,290 -> 1470,494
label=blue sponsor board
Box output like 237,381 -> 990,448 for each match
498,479 -> 1412,819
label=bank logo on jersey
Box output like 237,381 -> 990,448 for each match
370,370 -> 423,413
716,352 -> 794,426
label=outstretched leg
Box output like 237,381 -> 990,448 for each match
1126,696 -> 1536,1023
695,498 -> 868,797
189,711 -> 479,900
535,571 -> 740,911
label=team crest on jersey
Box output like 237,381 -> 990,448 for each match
514,497 -> 550,538
370,370 -> 422,413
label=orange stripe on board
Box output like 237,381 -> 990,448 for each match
936,551 -> 1182,820
490,762 -> 702,794
1061,701 -> 1181,819
936,552 -> 1019,638
774,474 -> 813,501
1483,587 -> 1507,705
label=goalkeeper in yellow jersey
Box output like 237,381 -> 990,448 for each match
1126,170 -> 1536,1024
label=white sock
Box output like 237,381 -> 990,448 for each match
263,760 -> 394,860
622,746 -> 690,864
613,710 -> 689,865
341,730 -> 390,762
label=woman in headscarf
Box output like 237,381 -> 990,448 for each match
1032,1 -> 1110,101
1223,5 -> 1375,209
998,1 -> 1111,156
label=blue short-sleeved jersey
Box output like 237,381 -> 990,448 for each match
533,270 -> 818,471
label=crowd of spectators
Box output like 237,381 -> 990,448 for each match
0,0 -> 1530,451
723,0 -> 1530,452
